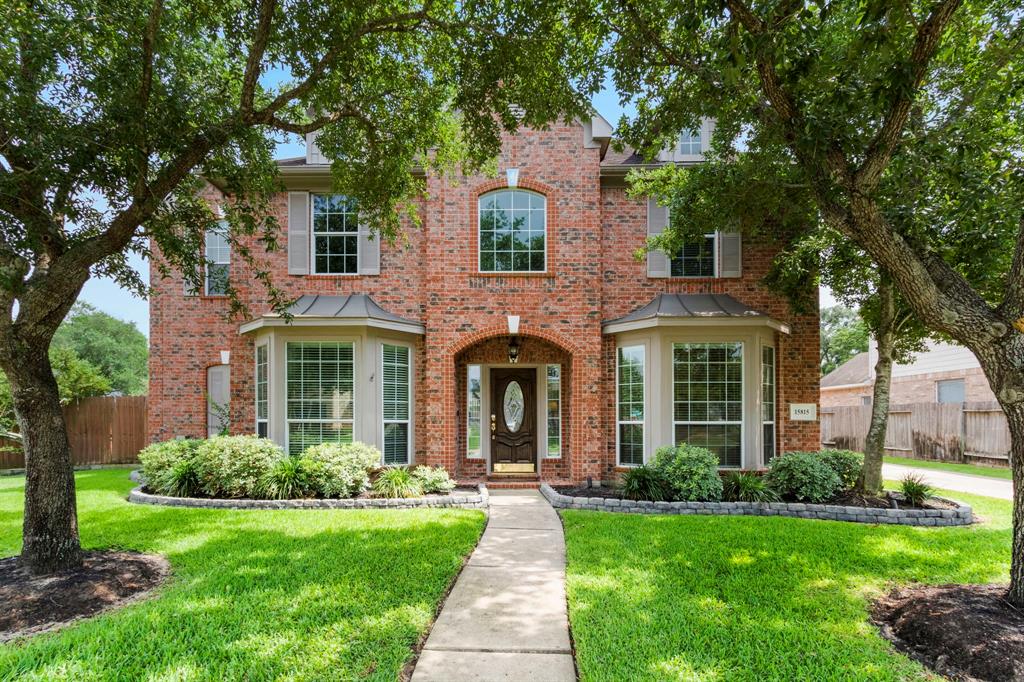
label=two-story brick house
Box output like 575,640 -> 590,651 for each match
148,114 -> 820,485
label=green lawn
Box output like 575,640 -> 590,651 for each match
562,489 -> 1012,682
884,454 -> 1013,480
0,469 -> 485,681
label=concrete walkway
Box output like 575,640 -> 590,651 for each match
412,489 -> 575,682
883,462 -> 1013,500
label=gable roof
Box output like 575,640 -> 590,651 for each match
602,293 -> 790,334
820,352 -> 871,388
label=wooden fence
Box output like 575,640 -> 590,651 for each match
821,401 -> 1011,463
0,395 -> 147,470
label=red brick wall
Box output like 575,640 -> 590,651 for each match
149,124 -> 821,481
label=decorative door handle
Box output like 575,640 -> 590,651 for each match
490,414 -> 496,436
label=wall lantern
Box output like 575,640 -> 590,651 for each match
507,336 -> 521,364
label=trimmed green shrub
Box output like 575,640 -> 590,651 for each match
900,474 -> 934,507
194,435 -> 287,498
722,471 -> 779,503
653,444 -> 723,502
301,442 -> 381,498
816,449 -> 863,490
372,467 -> 424,498
766,451 -> 841,503
620,465 -> 670,502
138,438 -> 203,496
412,466 -> 456,494
258,456 -> 317,500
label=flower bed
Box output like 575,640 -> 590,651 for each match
129,480 -> 488,510
540,484 -> 972,526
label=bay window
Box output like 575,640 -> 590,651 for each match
382,344 -> 411,465
673,342 -> 743,467
762,346 -> 776,465
286,342 -> 354,455
255,344 -> 268,437
617,346 -> 645,466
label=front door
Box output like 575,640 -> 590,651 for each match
490,368 -> 536,473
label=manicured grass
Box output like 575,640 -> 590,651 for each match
563,489 -> 1012,682
0,469 -> 485,681
884,455 -> 1013,480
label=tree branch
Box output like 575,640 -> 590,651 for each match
240,0 -> 278,113
854,0 -> 964,190
134,0 -> 164,201
1000,215 -> 1024,323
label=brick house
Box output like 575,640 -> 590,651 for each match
821,340 -> 995,408
148,115 -> 820,484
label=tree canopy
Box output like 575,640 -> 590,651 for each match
52,303 -> 147,395
820,306 -> 868,376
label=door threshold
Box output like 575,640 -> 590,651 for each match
491,463 -> 537,474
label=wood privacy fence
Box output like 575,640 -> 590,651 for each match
821,401 -> 1011,463
0,396 -> 147,470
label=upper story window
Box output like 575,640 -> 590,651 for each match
678,129 -> 702,156
312,194 -> 358,275
478,189 -> 546,273
671,234 -> 716,278
204,221 -> 230,296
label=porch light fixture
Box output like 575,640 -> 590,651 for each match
506,167 -> 519,188
507,336 -> 521,364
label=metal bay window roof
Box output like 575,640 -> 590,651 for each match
602,294 -> 790,335
239,294 -> 424,335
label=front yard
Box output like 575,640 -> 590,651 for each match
0,469 -> 485,681
563,489 -> 1012,681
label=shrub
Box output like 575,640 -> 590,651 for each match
816,449 -> 864,490
900,474 -> 934,507
766,451 -> 842,503
620,465 -> 670,501
301,442 -> 381,498
193,435 -> 287,498
411,466 -> 456,494
258,456 -> 317,500
138,438 -> 203,496
372,467 -> 424,498
721,471 -> 779,503
653,444 -> 723,502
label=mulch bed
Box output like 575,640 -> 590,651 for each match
0,550 -> 170,643
872,584 -> 1024,681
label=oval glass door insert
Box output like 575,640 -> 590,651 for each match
503,381 -> 525,433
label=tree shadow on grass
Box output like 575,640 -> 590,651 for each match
0,471 -> 485,681
562,511 -> 1012,682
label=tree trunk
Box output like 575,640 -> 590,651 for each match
6,347 -> 82,573
862,279 -> 896,494
1000,394 -> 1024,606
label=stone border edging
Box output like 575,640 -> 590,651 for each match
128,483 -> 489,510
540,483 -> 972,526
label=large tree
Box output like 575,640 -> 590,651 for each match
0,0 -> 597,573
595,0 -> 1024,602
53,303 -> 148,395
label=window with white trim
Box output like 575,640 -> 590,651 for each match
286,342 -> 354,455
679,129 -> 702,155
255,344 -> 268,438
382,344 -> 411,465
546,365 -> 561,458
671,234 -> 716,277
478,189 -> 546,272
204,221 -> 230,295
467,365 -> 482,458
617,346 -> 645,466
673,342 -> 743,467
312,194 -> 359,274
761,346 -> 775,465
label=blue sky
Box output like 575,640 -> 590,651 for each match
77,84 -> 833,337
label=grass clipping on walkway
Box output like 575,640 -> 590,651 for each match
562,489 -> 1012,681
0,469 -> 485,681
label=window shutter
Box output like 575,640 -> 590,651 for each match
287,192 -> 310,275
718,232 -> 742,278
206,364 -> 231,437
358,227 -> 380,275
646,197 -> 670,278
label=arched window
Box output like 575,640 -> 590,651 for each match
478,189 -> 546,272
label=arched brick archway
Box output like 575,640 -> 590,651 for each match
420,326 -> 589,483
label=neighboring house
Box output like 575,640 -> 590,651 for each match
148,116 -> 820,484
820,340 -> 995,408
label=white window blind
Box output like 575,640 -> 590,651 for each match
286,342 -> 354,455
382,344 -> 410,465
